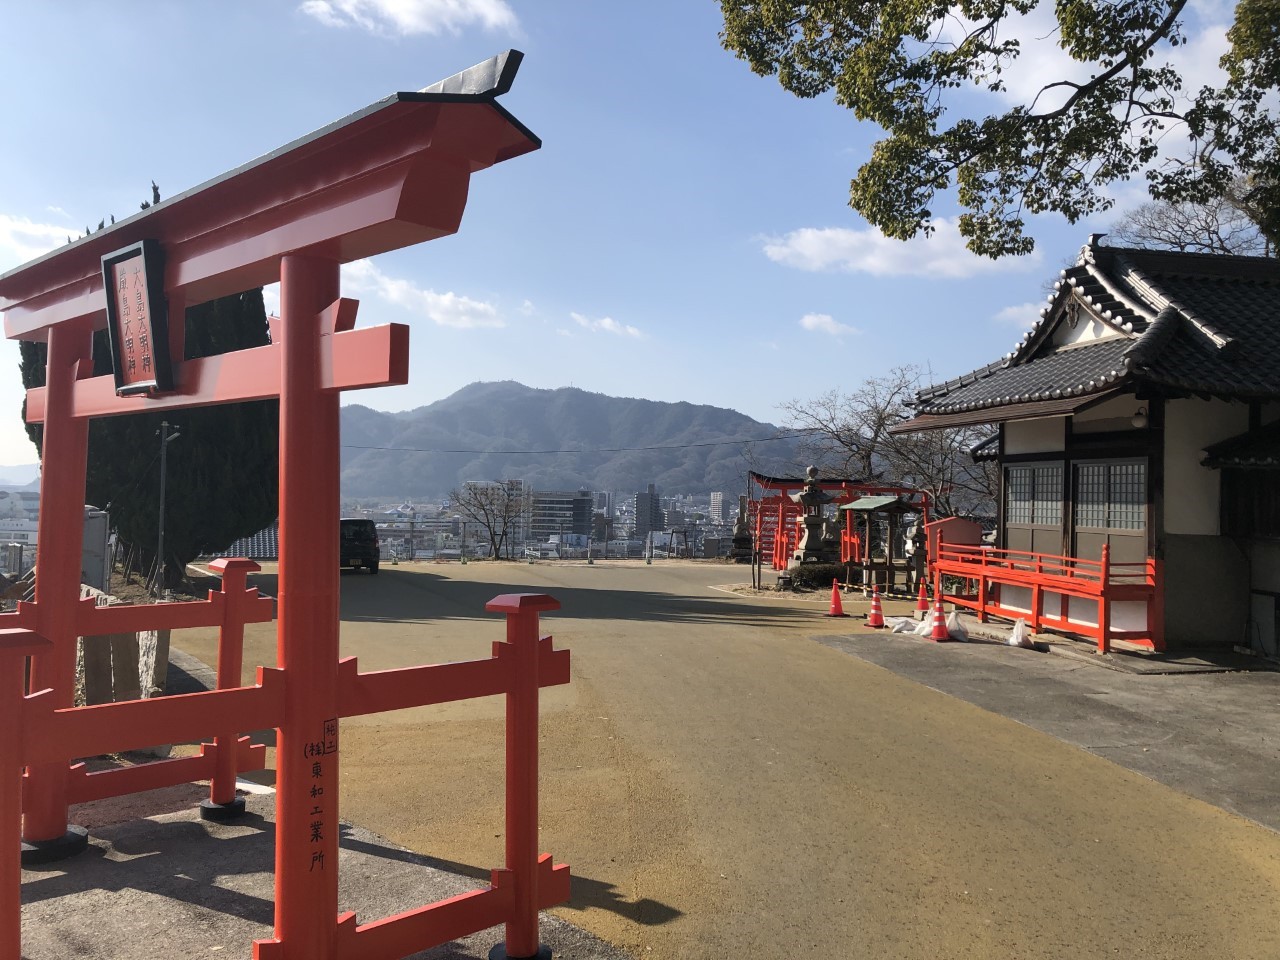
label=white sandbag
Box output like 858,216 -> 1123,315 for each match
945,611 -> 968,642
889,617 -> 916,633
914,617 -> 934,637
1008,617 -> 1034,648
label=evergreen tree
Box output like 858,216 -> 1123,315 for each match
18,208 -> 279,588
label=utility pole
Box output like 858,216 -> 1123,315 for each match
153,420 -> 181,596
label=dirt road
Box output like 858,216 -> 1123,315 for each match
174,561 -> 1280,959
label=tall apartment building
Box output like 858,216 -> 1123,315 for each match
634,483 -> 665,540
709,491 -> 726,523
528,489 -> 594,543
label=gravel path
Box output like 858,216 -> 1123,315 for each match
164,561 -> 1280,960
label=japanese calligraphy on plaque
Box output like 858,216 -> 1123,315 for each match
100,240 -> 174,396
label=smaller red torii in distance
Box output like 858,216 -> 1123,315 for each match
746,470 -> 931,575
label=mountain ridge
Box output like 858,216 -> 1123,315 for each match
340,381 -> 799,499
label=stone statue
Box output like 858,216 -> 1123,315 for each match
788,466 -> 836,564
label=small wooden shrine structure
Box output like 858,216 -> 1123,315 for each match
746,471 -> 929,592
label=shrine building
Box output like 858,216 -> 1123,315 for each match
894,236 -> 1280,655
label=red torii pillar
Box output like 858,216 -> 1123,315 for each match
273,254 -> 343,947
21,319 -> 93,858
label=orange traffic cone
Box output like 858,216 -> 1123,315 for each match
929,598 -> 951,641
916,579 -> 929,612
826,579 -> 848,617
867,584 -> 885,628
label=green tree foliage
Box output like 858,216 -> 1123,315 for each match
19,280 -> 279,589
719,0 -> 1280,257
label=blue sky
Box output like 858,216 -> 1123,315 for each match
0,0 -> 1236,468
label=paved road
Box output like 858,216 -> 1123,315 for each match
173,561 -> 1280,959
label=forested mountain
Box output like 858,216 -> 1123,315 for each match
340,381 -> 800,498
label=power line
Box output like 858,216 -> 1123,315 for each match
340,431 -> 817,456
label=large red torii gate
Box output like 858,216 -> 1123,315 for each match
1,51 -> 567,960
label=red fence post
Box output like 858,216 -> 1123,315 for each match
1,631 -> 45,959
22,318 -> 94,861
977,565 -> 988,623
1098,544 -> 1111,655
0,667 -> 19,960
1149,558 -> 1165,652
933,531 -> 945,607
203,558 -> 261,820
486,593 -> 561,960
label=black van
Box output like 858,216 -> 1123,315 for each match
340,518 -> 380,574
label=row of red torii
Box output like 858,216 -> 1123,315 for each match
0,53 -> 568,960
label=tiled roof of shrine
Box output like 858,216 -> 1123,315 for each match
902,238 -> 1280,428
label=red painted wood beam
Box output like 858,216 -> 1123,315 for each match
327,858 -> 569,960
23,669 -> 284,763
24,322 -> 409,422
335,641 -> 570,719
65,740 -> 267,805
334,885 -> 513,960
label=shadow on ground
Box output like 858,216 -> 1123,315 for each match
26,813 -> 677,927
249,564 -> 819,629
22,797 -> 635,960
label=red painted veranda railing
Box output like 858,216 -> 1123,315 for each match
932,542 -> 1165,654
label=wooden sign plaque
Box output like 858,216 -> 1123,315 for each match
101,240 -> 173,395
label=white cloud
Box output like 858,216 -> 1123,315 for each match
992,302 -> 1042,330
1164,21 -> 1232,101
799,313 -> 860,337
570,312 -> 643,338
299,0 -> 516,36
342,258 -> 503,329
763,218 -> 1041,279
0,214 -> 71,271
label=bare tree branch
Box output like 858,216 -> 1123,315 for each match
778,366 -> 998,518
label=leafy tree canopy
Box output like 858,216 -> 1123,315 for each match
719,0 -> 1280,257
